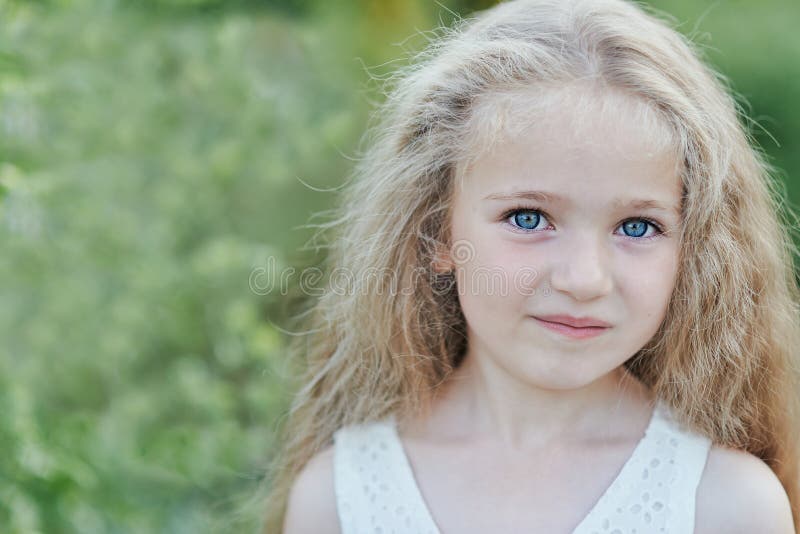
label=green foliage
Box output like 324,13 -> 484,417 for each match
0,1 -> 365,531
0,0 -> 796,532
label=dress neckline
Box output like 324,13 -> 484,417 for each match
383,398 -> 666,534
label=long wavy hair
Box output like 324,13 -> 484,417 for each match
260,0 -> 800,531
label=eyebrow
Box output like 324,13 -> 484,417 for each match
483,189 -> 680,216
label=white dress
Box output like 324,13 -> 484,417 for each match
332,399 -> 712,534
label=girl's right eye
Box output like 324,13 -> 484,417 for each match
503,208 -> 551,233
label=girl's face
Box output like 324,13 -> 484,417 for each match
445,96 -> 683,390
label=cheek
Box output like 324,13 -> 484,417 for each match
622,245 -> 679,320
453,242 -> 534,326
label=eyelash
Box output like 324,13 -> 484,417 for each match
500,204 -> 666,241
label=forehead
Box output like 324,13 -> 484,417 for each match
455,82 -> 683,206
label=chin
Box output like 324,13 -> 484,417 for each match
517,365 -> 600,391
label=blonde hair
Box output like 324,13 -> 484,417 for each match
261,0 -> 800,531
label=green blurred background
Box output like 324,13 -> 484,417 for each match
1,0 -> 798,531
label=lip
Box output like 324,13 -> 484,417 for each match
533,314 -> 612,328
531,314 -> 611,340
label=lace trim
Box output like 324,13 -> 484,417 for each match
333,401 -> 711,534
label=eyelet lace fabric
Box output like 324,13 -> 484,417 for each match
332,400 -> 711,534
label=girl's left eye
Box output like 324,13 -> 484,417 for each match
502,207 -> 665,240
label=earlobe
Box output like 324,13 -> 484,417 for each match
431,244 -> 455,274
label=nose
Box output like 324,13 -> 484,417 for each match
548,231 -> 613,301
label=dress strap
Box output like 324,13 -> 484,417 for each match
659,408 -> 713,533
333,417 -> 438,534
574,399 -> 712,534
333,422 -> 379,534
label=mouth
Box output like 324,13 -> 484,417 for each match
530,316 -> 611,340
532,314 -> 612,328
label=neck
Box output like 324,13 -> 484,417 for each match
403,349 -> 655,453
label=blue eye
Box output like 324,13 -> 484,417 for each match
502,206 -> 665,241
513,210 -> 542,230
618,219 -> 664,239
622,220 -> 648,238
504,208 -> 551,232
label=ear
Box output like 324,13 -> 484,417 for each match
431,242 -> 455,274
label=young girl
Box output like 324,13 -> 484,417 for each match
265,0 -> 800,532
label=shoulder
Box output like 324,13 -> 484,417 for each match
695,443 -> 795,534
283,445 -> 341,534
